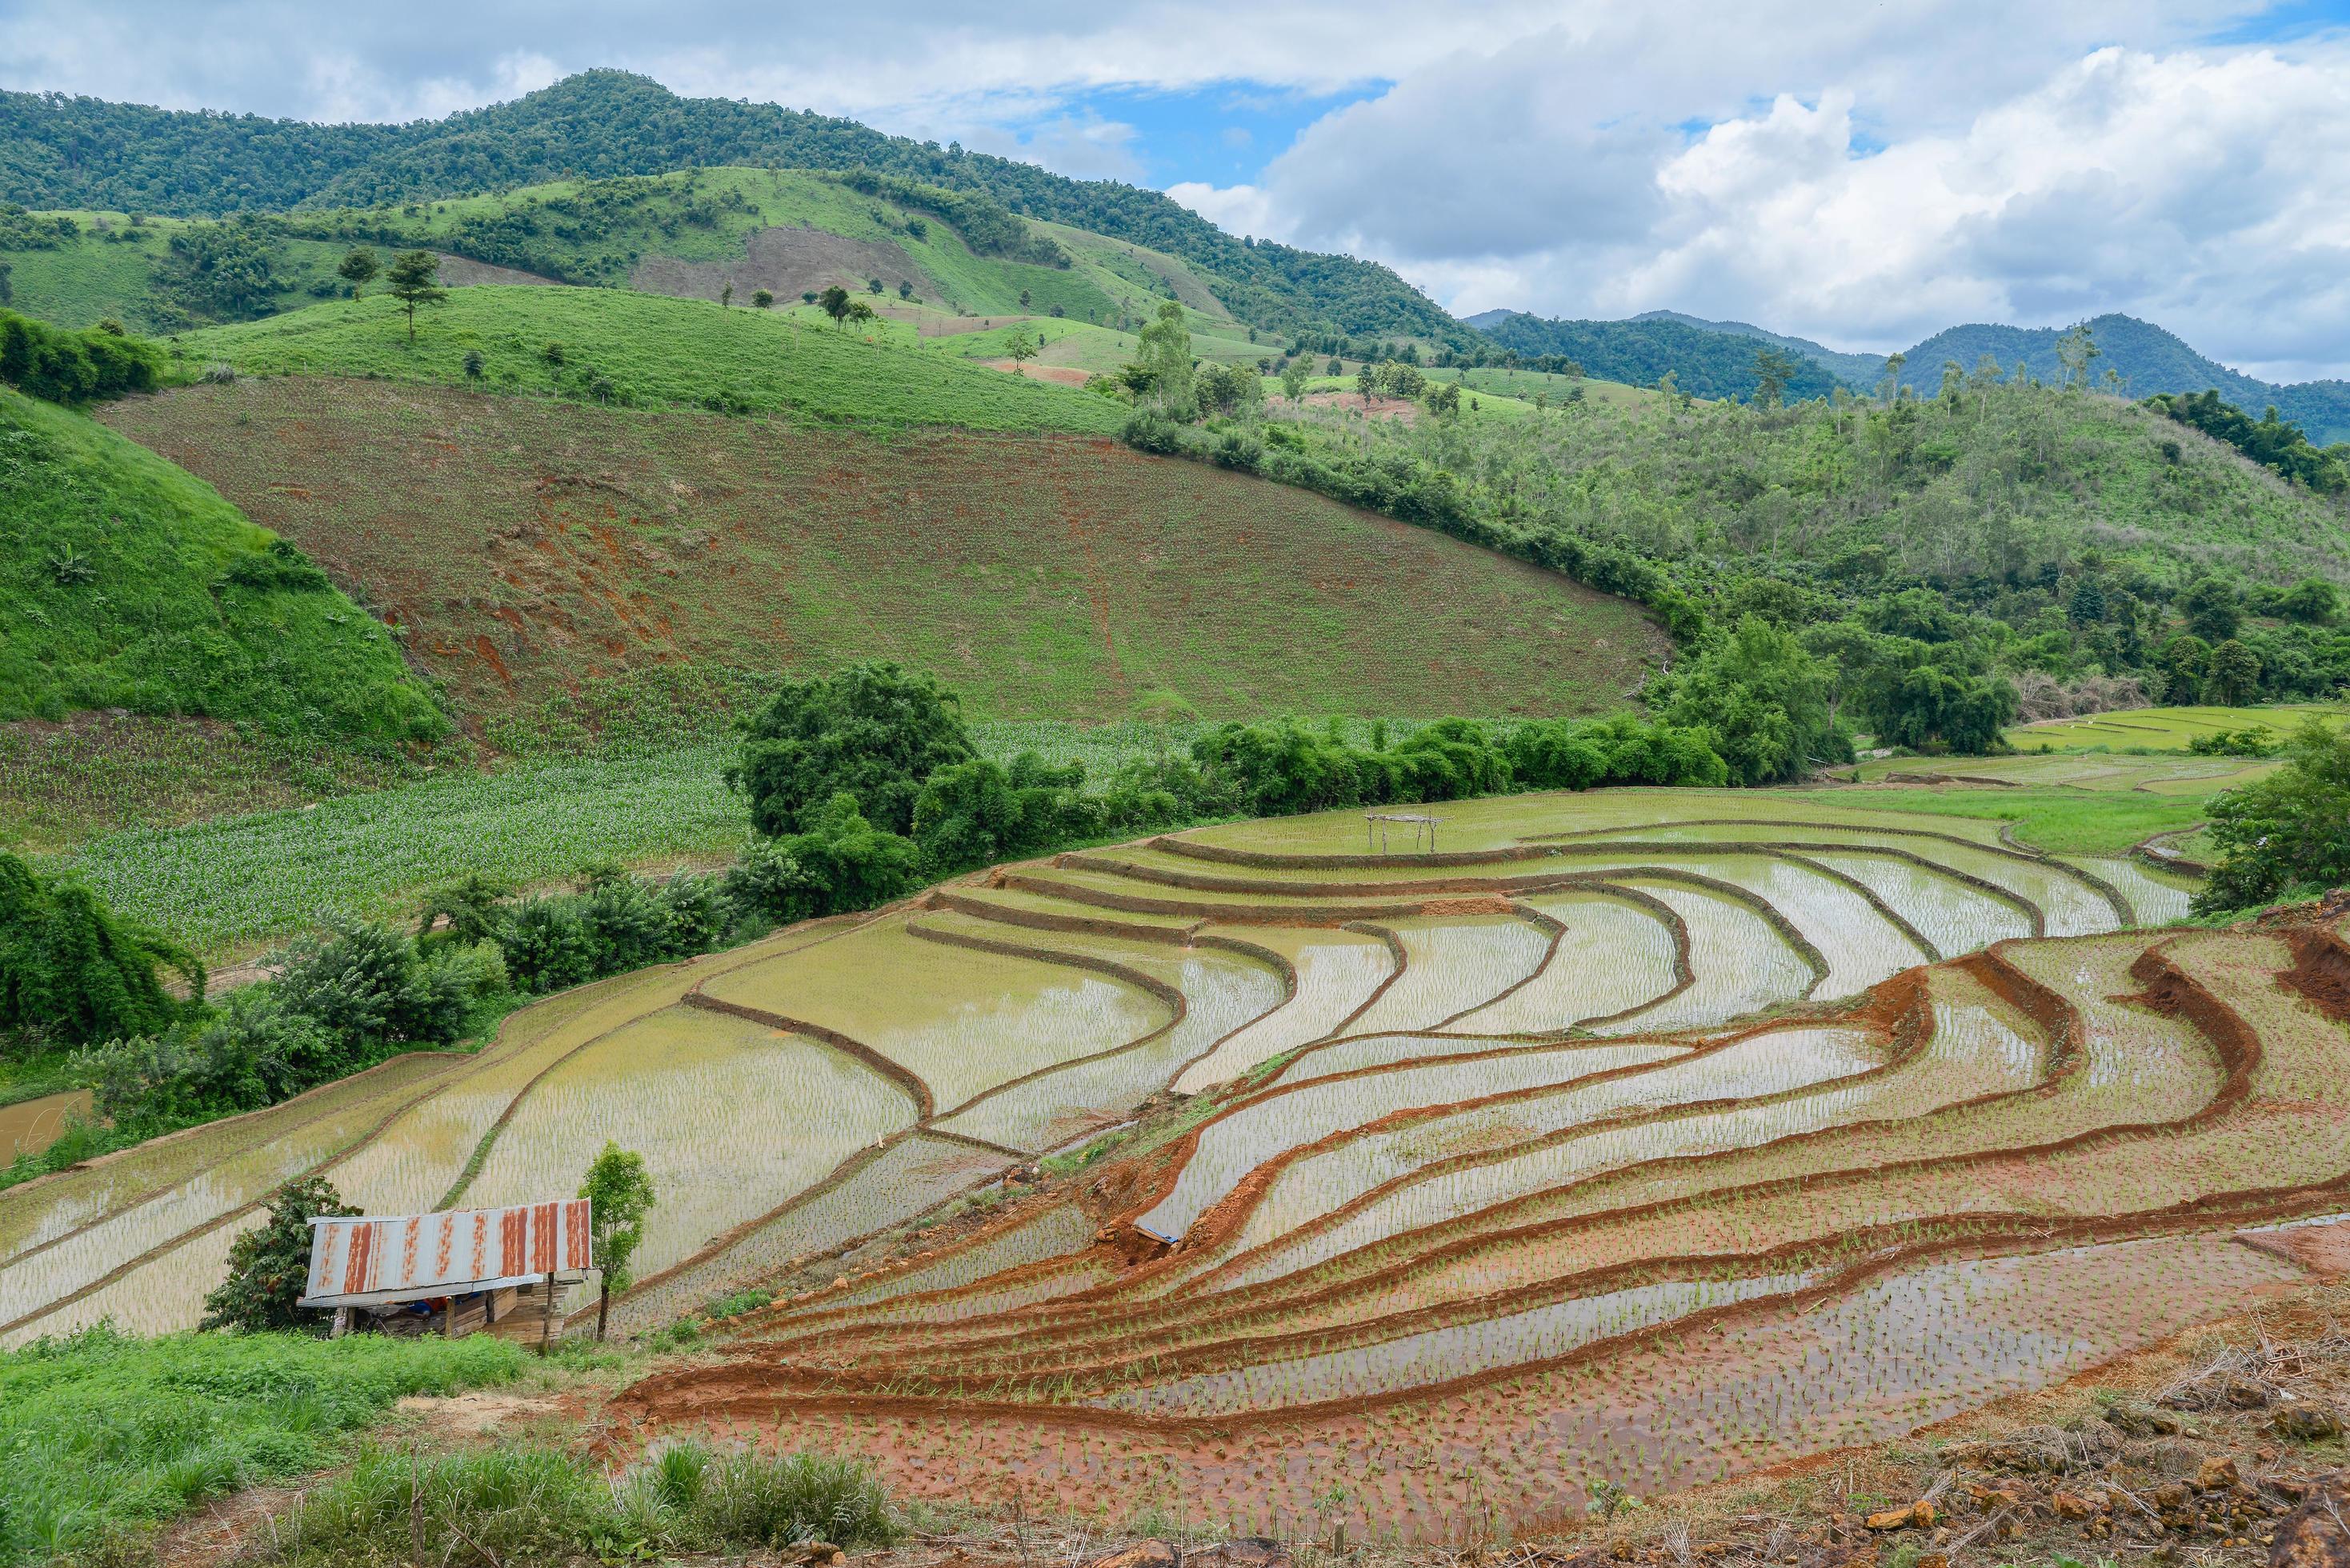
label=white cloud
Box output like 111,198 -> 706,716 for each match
10,0 -> 2350,370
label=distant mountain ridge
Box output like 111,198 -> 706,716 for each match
0,70 -> 1460,343
1473,305 -> 2350,441
1630,310 -> 1886,386
1469,311 -> 1845,403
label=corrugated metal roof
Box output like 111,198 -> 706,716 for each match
300,1199 -> 591,1308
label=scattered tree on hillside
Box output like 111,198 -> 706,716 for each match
802,291 -> 818,305
1751,346 -> 1801,410
899,280 -> 915,299
1133,302 -> 1195,418
1357,363 -> 1379,406
1876,351 -> 1906,405
1426,381 -> 1461,418
2208,638 -> 2263,705
1004,325 -> 1039,375
2056,321 -> 2101,390
846,298 -> 877,331
720,279 -> 735,310
1325,355 -> 1343,375
336,246 -> 379,294
1281,358 -> 1308,404
819,284 -> 852,328
579,1141 -> 655,1342
201,1176 -> 358,1334
867,277 -> 883,294
382,250 -> 446,343
751,288 -> 773,308
462,348 -> 484,379
1019,289 -> 1031,308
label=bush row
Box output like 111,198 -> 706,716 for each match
0,307 -> 162,403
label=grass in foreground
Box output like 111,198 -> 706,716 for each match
0,1326 -> 521,1566
170,286 -> 1128,434
253,1440 -> 897,1566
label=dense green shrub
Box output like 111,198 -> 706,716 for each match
201,1177 -> 359,1334
0,1323 -> 520,1565
723,794 -> 922,925
1658,617 -> 1853,783
0,850 -> 197,1050
730,662 -> 976,837
2194,720 -> 2350,912
0,308 -> 162,402
913,752 -> 1095,872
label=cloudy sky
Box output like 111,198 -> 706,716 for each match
10,1 -> 2350,377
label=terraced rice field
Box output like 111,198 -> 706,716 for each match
10,788 -> 2347,1541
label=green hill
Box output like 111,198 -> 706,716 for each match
1894,314 -> 2350,445
1630,310 -> 1884,386
0,71 -> 1462,345
0,386 -> 443,742
1471,312 -> 1847,402
97,373 -> 1668,734
174,285 -> 1128,434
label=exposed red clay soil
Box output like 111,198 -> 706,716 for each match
976,360 -> 1093,386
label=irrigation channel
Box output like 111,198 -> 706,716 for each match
9,788 -> 2346,1540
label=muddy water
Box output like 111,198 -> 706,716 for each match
0,1092 -> 90,1159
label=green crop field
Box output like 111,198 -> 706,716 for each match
168,286 -> 1129,434
2004,702 -> 2348,751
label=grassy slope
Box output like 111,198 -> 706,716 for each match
0,1327 -> 521,1566
1309,382 -> 2350,593
0,389 -> 443,742
172,286 -> 1129,434
2,217 -> 355,332
99,374 -> 1663,730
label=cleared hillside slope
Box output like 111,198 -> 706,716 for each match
99,376 -> 1667,730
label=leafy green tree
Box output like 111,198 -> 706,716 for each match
2055,320 -> 2100,390
1356,363 -> 1379,405
1281,358 -> 1308,403
914,753 -> 1092,872
579,1142 -> 655,1341
720,279 -> 735,310
845,298 -> 877,330
729,662 -> 975,838
723,794 -> 923,922
1004,325 -> 1039,376
2206,638 -> 2262,704
1425,381 -> 1461,418
336,246 -> 379,293
1751,346 -> 1801,409
751,287 -> 774,308
1659,617 -> 1848,785
2181,576 -> 2242,643
2275,578 -> 2341,625
1134,302 -> 1195,417
2066,577 -> 2107,626
2196,720 -> 2350,911
201,1177 -> 358,1334
0,850 -> 196,1048
382,250 -> 446,342
1195,361 -> 1262,414
819,284 -> 852,328
1866,661 -> 2018,754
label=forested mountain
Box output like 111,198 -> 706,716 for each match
0,71 -> 1461,343
1631,310 -> 1885,386
1895,314 -> 2350,445
1473,311 -> 1847,402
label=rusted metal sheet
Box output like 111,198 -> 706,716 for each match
299,1199 -> 592,1308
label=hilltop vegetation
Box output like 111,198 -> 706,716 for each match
0,386 -> 442,742
174,286 -> 1128,433
1474,310 -> 1847,402
1,71 -> 1458,343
